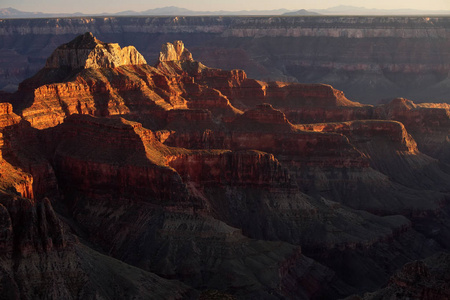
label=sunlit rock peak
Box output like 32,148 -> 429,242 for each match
45,32 -> 147,69
158,40 -> 193,62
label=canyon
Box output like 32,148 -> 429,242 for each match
0,32 -> 449,299
1,16 -> 450,104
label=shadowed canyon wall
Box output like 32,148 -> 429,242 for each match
1,16 -> 450,103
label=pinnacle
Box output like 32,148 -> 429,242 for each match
63,32 -> 103,49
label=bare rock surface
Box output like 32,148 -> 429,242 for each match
159,40 -> 193,62
45,32 -> 147,69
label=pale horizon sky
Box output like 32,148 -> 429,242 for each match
1,0 -> 450,14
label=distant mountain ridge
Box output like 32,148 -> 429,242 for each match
0,6 -> 294,18
2,5 -> 449,19
283,9 -> 320,16
118,6 -> 293,16
311,5 -> 450,15
0,7 -> 84,18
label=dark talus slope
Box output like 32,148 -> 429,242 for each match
0,32 -> 449,299
2,16 -> 450,103
359,252 -> 450,300
0,170 -> 193,300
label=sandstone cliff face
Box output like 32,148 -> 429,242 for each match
0,102 -> 20,128
373,98 -> 450,164
0,103 -> 37,199
15,64 -> 193,129
159,40 -> 193,62
298,120 -> 418,153
45,32 -> 147,69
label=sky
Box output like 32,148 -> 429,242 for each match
1,0 -> 450,13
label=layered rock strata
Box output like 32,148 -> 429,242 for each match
1,33 -> 450,299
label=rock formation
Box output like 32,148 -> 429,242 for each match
159,40 -> 193,62
0,32 -> 450,299
45,32 -> 147,69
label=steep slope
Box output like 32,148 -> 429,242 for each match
360,253 -> 450,300
0,186 -> 194,300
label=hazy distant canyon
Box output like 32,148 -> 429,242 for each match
1,16 -> 450,103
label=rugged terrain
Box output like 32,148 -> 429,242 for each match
2,16 -> 450,104
0,33 -> 449,299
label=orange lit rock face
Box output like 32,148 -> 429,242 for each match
159,40 -> 193,62
298,120 -> 418,154
372,98 -> 450,164
45,32 -> 147,69
16,65 -> 195,129
0,103 -> 20,128
375,98 -> 450,130
266,82 -> 361,108
14,34 -> 193,129
15,35 -> 246,129
0,103 -> 35,199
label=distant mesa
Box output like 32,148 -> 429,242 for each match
45,32 -> 147,69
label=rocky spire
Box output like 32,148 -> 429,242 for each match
45,32 -> 147,69
158,40 -> 193,62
